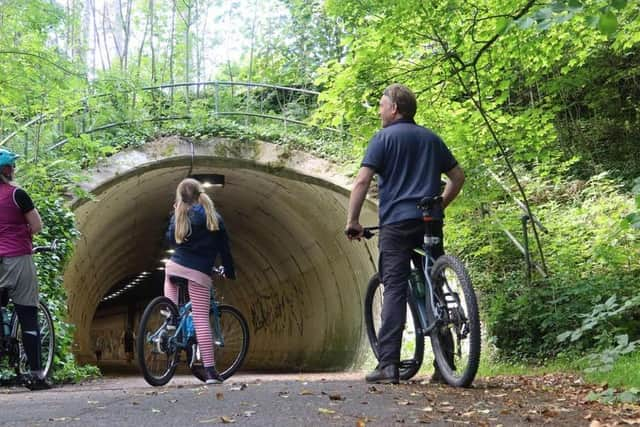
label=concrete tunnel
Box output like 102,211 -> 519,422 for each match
64,136 -> 379,371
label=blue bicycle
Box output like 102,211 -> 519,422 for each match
137,267 -> 249,386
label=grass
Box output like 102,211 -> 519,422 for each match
582,351 -> 640,389
477,356 -> 579,378
475,350 -> 640,390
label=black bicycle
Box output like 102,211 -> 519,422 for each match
359,197 -> 481,387
0,241 -> 57,384
137,267 -> 249,386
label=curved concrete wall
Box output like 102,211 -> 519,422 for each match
65,136 -> 379,371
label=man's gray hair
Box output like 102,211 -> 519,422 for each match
383,84 -> 417,119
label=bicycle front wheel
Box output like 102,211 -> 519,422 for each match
137,296 -> 179,386
11,301 -> 55,379
364,273 -> 424,381
188,304 -> 250,382
214,305 -> 249,380
429,255 -> 481,387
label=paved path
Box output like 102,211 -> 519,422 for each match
1,372 -> 638,426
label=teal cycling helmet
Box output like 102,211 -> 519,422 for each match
0,148 -> 18,168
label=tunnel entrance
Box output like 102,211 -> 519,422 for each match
65,136 -> 379,372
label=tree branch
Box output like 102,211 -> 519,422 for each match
471,0 -> 538,67
0,50 -> 83,76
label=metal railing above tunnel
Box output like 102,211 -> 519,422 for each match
0,80 -> 346,159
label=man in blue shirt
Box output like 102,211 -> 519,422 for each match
346,84 -> 465,384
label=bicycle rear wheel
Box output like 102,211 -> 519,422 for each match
364,273 -> 424,381
10,301 -> 55,379
137,296 -> 179,386
429,255 -> 481,387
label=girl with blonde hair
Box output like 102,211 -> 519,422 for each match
164,178 -> 236,383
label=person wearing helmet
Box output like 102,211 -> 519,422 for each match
0,148 -> 50,390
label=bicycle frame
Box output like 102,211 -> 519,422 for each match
409,247 -> 443,336
149,288 -> 225,369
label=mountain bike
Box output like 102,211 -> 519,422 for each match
358,196 -> 481,387
0,241 -> 57,384
137,267 -> 249,386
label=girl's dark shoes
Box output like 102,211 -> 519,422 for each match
204,366 -> 224,384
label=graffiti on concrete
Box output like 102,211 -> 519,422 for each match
250,292 -> 304,337
90,329 -> 136,362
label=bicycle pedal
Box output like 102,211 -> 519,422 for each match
166,324 -> 176,331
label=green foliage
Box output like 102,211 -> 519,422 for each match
161,115 -> 351,161
557,295 -> 640,372
512,0 -> 634,36
624,177 -> 640,229
0,0 -> 86,144
584,350 -> 640,390
587,387 -> 640,404
447,171 -> 640,360
234,0 -> 344,86
557,295 -> 640,344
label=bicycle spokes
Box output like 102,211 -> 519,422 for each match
429,255 -> 480,387
138,297 -> 180,386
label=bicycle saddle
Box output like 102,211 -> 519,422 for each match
418,196 -> 444,221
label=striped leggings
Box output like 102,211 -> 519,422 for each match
163,278 -> 215,368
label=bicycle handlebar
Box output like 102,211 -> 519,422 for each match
33,239 -> 58,254
211,266 -> 225,277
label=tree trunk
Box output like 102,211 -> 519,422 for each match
149,0 -> 156,84
116,0 -> 133,71
101,1 -> 112,70
89,0 -> 105,71
246,0 -> 258,124
169,0 -> 176,102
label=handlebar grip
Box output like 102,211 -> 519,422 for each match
345,228 -> 360,238
345,228 -> 375,239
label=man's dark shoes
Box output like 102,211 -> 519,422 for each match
23,374 -> 52,391
365,363 -> 399,384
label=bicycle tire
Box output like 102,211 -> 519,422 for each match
364,273 -> 424,381
10,301 -> 55,379
137,296 -> 180,386
189,304 -> 250,382
428,255 -> 481,387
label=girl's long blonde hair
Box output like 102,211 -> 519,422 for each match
174,178 -> 219,243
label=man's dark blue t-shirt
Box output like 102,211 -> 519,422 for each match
361,119 -> 457,225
